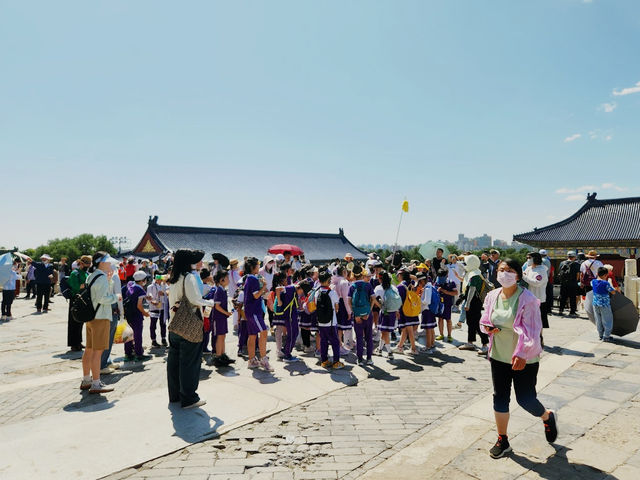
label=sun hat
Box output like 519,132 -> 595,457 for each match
586,250 -> 599,259
133,271 -> 147,282
230,258 -> 239,266
344,253 -> 354,261
80,255 -> 93,266
40,254 -> 52,260
604,264 -> 614,271
539,249 -> 548,256
417,263 -> 429,270
263,255 -> 275,265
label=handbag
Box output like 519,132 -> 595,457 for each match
168,275 -> 203,343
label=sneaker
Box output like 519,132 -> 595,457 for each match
124,354 -> 135,362
446,336 -> 453,343
458,343 -> 476,351
183,399 -> 206,409
79,380 -> 92,390
0,316 -> 5,321
332,361 -> 345,370
393,347 -> 405,354
212,356 -> 228,367
339,347 -> 351,356
283,355 -> 301,363
603,337 -> 614,343
304,345 -> 315,354
220,353 -> 236,364
89,381 -> 114,394
366,358 -> 374,366
161,338 -> 168,347
543,411 -> 558,443
247,357 -> 260,369
260,357 -> 274,372
409,349 -> 420,356
477,346 -> 489,356
321,360 -> 333,368
151,341 -> 161,348
100,367 -> 114,375
135,354 -> 153,362
435,335 -> 444,341
357,357 -> 365,366
314,350 -> 321,358
489,436 -> 512,459
108,362 -> 121,370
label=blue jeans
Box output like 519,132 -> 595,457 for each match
593,304 -> 613,339
100,305 -> 119,369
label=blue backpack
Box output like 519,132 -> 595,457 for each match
429,284 -> 443,315
352,281 -> 372,317
383,286 -> 402,313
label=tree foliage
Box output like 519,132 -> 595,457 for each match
21,234 -> 116,262
367,244 -> 531,267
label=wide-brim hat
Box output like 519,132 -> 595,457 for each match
344,253 -> 354,261
133,271 -> 147,281
41,254 -> 52,260
586,250 -> 599,259
417,263 -> 428,270
230,258 -> 239,266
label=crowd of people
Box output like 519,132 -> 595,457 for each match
4,245 -> 625,456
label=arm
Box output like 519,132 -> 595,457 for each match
523,268 -> 547,286
185,274 -> 214,307
370,295 -> 381,309
215,303 -> 231,316
137,296 -> 150,317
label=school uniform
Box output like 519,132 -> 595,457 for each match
147,281 -> 166,343
277,285 -> 299,357
202,286 -> 217,351
420,283 -> 438,329
299,278 -> 318,332
124,281 -> 146,357
436,279 -> 457,321
243,275 -> 267,335
397,281 -> 419,328
374,285 -> 399,332
212,286 -> 229,337
348,280 -> 375,360
334,276 -> 352,331
315,287 -> 341,363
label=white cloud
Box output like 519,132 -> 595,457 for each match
601,182 -> 626,191
589,130 -> 598,139
564,133 -> 581,143
565,194 -> 584,201
605,134 -> 613,141
556,185 -> 596,194
613,81 -> 640,96
600,102 -> 616,113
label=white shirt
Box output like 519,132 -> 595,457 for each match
87,270 -> 117,320
228,268 -> 241,299
448,263 -> 463,286
523,265 -> 548,303
110,271 -> 124,317
168,273 -> 214,319
374,284 -> 401,313
581,259 -> 603,276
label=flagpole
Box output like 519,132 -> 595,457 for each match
392,210 -> 404,259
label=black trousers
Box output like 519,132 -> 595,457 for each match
67,300 -> 83,347
559,285 -> 577,314
35,283 -> 51,311
491,358 -> 546,416
467,305 -> 488,345
26,280 -> 36,297
540,303 -> 549,329
2,290 -> 16,316
167,332 -> 203,408
545,283 -> 554,314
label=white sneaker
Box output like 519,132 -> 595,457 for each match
100,367 -> 114,375
260,357 -> 274,372
0,316 -> 5,321
6,316 -> 13,321
183,399 -> 206,409
108,362 -> 121,370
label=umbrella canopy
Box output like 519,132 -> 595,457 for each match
0,253 -> 14,286
584,291 -> 639,337
211,253 -> 230,268
418,241 -> 449,261
268,244 -> 304,256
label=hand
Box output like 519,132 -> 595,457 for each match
396,312 -> 400,320
511,356 -> 526,371
486,326 -> 500,335
465,306 -> 470,311
355,317 -> 362,324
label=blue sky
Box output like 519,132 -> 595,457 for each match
1,0 -> 639,250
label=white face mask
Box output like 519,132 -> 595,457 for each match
498,271 -> 518,288
527,258 -> 533,266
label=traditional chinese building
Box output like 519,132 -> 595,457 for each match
131,216 -> 367,264
513,193 -> 640,277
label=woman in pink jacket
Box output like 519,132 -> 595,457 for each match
479,258 -> 558,459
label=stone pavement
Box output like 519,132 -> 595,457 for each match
100,307 -> 618,480
2,293 -> 638,480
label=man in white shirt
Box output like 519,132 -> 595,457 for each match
580,250 -> 604,293
524,252 -> 549,329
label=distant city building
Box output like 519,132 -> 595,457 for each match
456,233 -> 493,252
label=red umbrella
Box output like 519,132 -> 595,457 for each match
268,244 -> 304,256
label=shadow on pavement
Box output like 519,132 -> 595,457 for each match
169,403 -> 223,443
543,345 -> 595,357
508,448 -> 617,479
53,351 -> 84,360
63,394 -> 118,413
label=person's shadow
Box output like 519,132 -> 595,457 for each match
168,403 -> 223,443
508,448 -> 618,479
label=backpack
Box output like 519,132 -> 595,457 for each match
274,287 -> 298,316
559,261 -> 572,283
60,276 -> 72,300
305,287 -> 319,314
477,276 -> 495,304
267,290 -> 276,312
352,281 -> 372,317
429,285 -> 442,315
402,286 -> 422,317
70,274 -> 101,324
382,286 -> 402,313
580,261 -> 597,289
316,289 -> 334,325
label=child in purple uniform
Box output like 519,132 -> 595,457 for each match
212,270 -> 235,367
395,270 -> 419,355
274,272 -> 301,363
314,271 -> 344,369
374,271 -> 400,359
348,265 -> 379,366
435,268 -> 458,343
243,257 -> 273,371
418,273 -> 437,352
271,272 -> 288,359
123,271 -> 152,362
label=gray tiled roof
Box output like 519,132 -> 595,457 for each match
513,195 -> 640,247
144,221 -> 367,263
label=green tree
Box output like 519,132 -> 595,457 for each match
26,234 -> 116,262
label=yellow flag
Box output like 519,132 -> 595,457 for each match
402,200 -> 409,213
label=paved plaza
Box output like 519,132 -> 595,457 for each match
1,294 -> 639,480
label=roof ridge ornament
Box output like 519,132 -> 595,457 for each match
148,215 -> 159,227
587,192 -> 597,202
